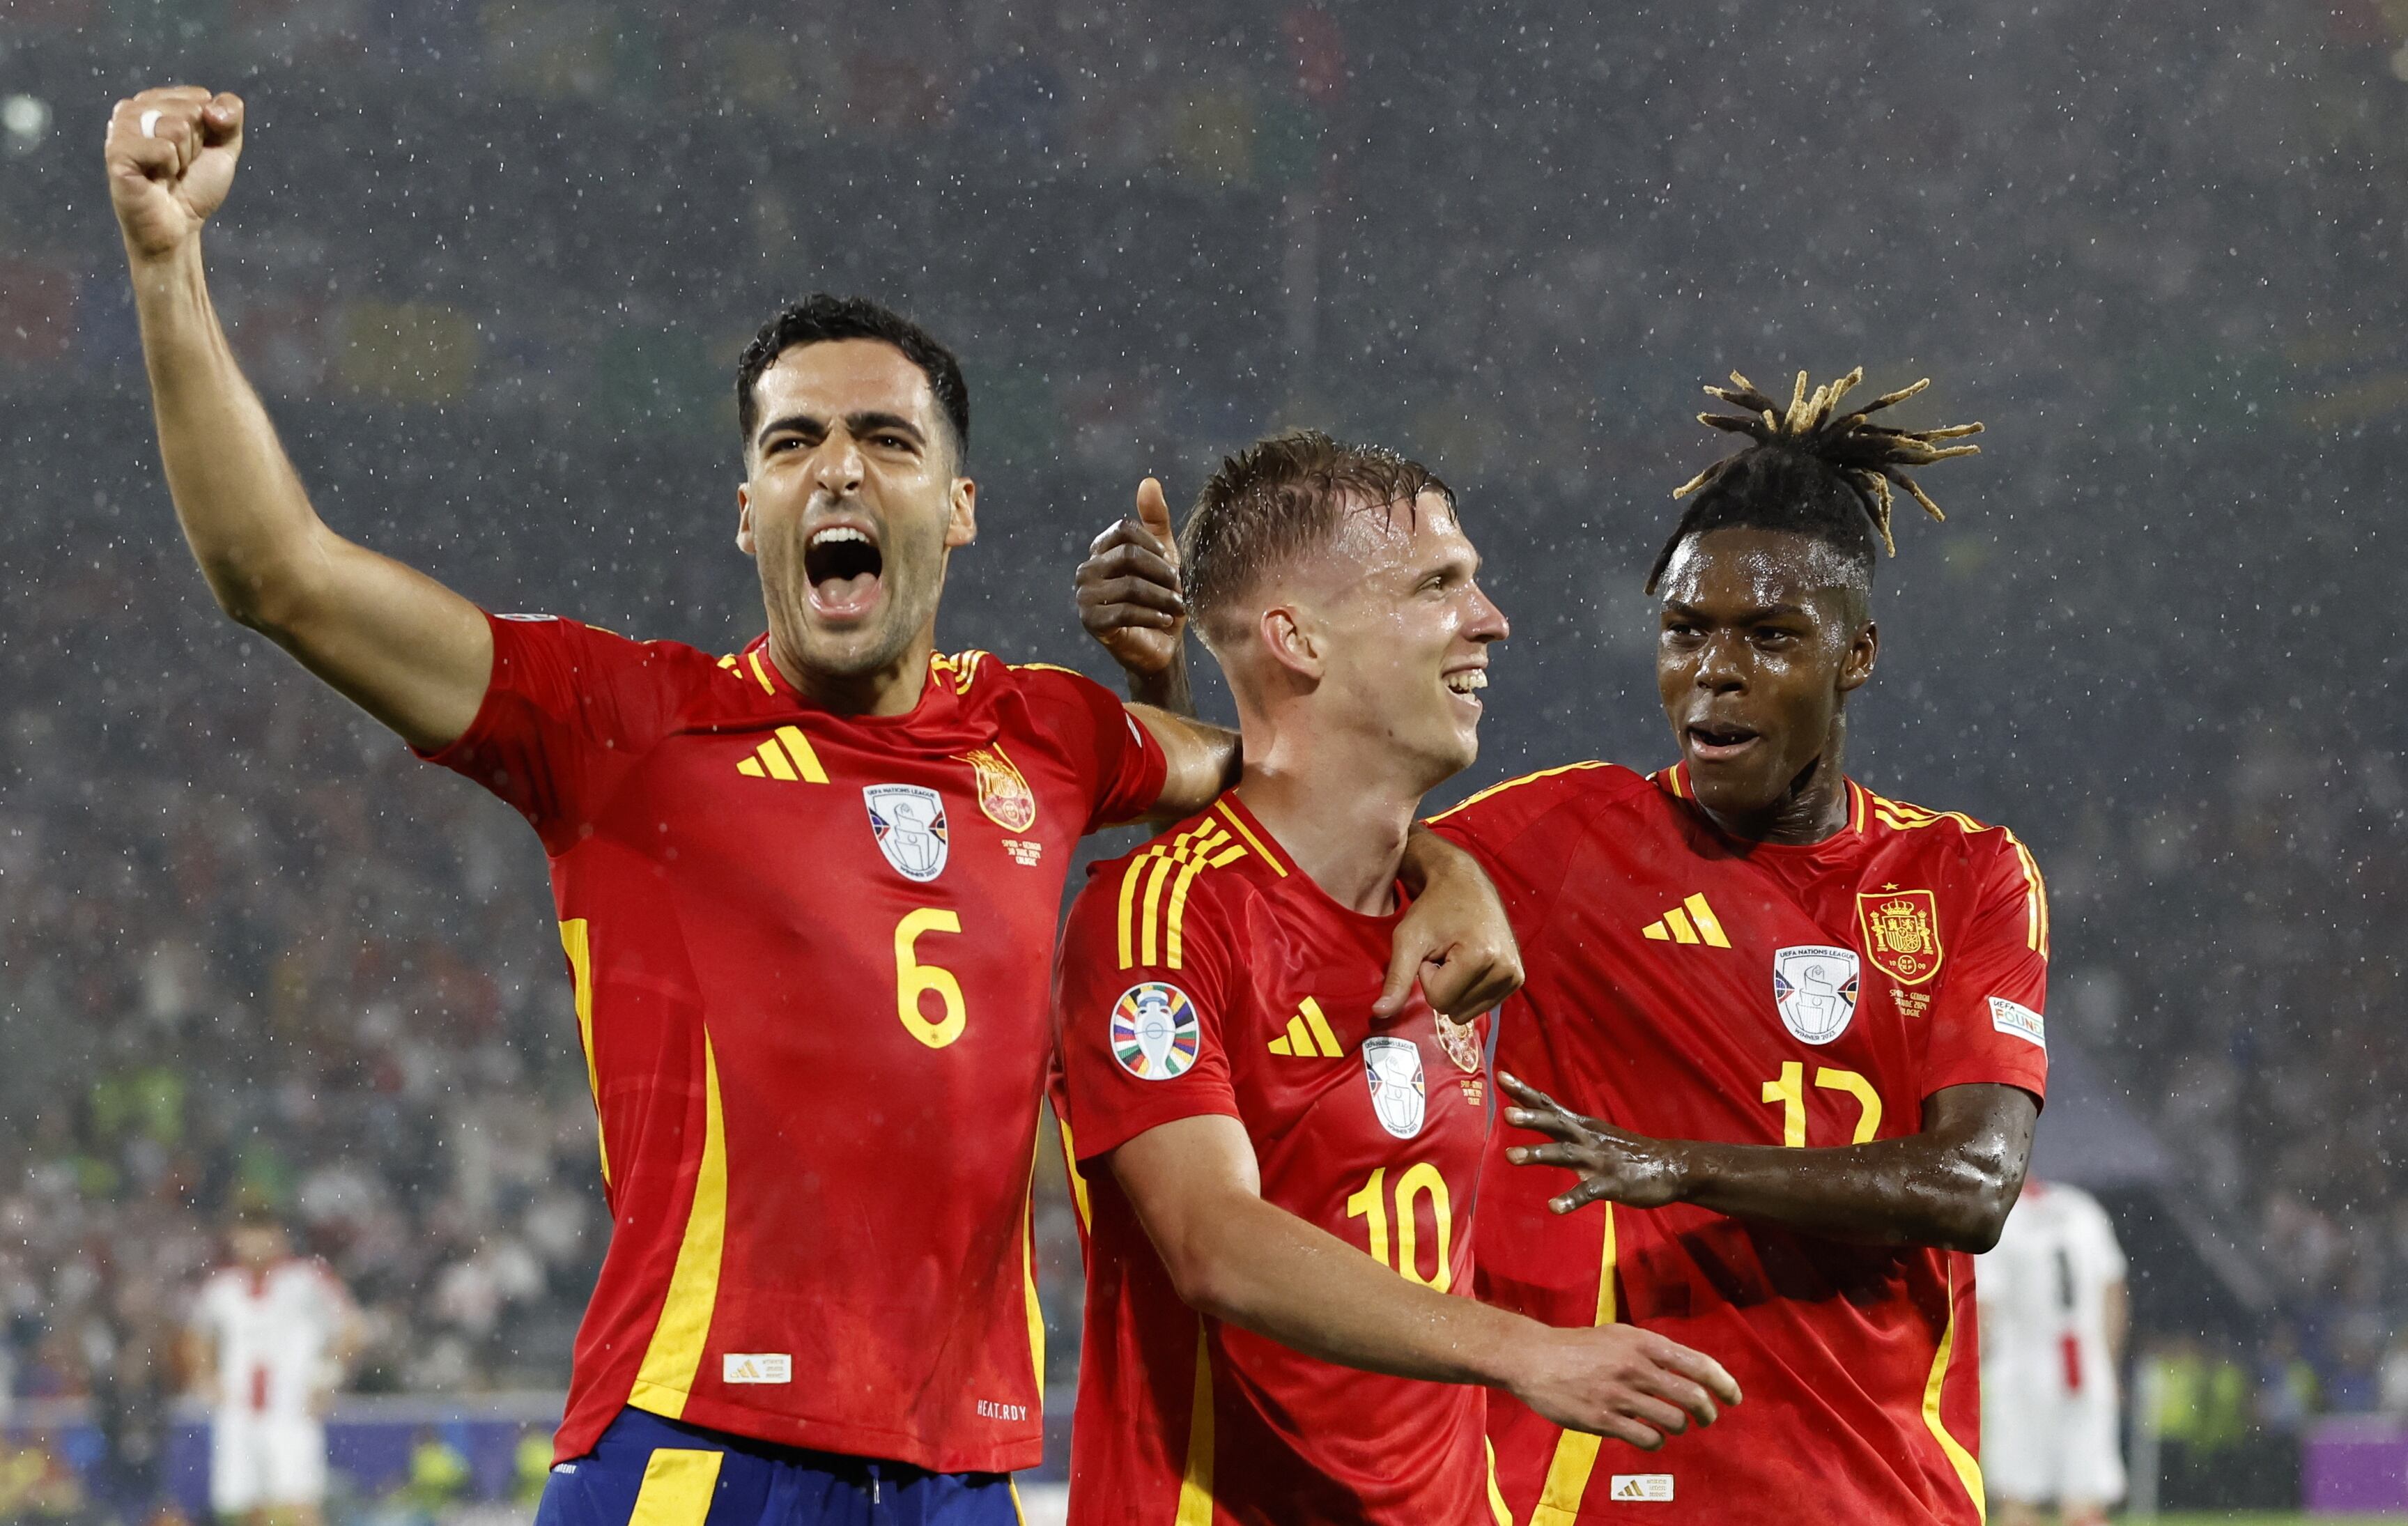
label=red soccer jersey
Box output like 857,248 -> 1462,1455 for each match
1051,793 -> 1508,1525
1433,762 -> 2048,1525
422,612 -> 1165,1470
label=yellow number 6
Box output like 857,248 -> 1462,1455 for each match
895,908 -> 967,1048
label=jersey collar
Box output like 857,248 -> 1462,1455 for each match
732,633 -> 957,726
1652,764 -> 1869,845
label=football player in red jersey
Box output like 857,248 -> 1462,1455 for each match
1054,433 -> 1739,1525
1078,372 -> 2046,1523
105,90 -> 1521,1525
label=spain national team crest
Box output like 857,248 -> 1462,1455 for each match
1772,946 -> 1860,1045
1363,1036 -> 1428,1139
956,746 -> 1037,833
1858,888 -> 1945,985
1111,982 -> 1201,1081
863,785 -> 949,882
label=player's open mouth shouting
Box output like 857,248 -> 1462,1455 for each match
803,518 -> 884,622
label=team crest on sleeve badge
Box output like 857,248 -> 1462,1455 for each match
1112,982 -> 1201,1081
863,785 -> 950,882
1772,946 -> 1860,1045
1362,1037 -> 1428,1139
1858,888 -> 1944,985
956,746 -> 1037,832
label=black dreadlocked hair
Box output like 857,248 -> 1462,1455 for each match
1643,368 -> 1983,594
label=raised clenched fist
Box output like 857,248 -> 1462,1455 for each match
1075,475 -> 1187,681
105,87 -> 245,262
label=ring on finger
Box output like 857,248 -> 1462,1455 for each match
139,108 -> 162,138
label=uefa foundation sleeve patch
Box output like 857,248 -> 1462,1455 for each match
1112,982 -> 1202,1080
1987,995 -> 2046,1049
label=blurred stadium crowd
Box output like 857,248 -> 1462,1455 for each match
5,0 -> 2408,1509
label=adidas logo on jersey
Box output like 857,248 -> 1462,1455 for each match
735,727 -> 829,783
1266,996 -> 1345,1057
1640,893 -> 1729,948
1608,1474 -> 1674,1501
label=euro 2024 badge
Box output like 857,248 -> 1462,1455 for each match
1111,982 -> 1201,1081
1362,1036 -> 1428,1139
863,784 -> 949,883
1772,946 -> 1860,1045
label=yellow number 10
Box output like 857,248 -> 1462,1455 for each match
895,908 -> 966,1048
1760,1061 -> 1883,1148
1345,1163 -> 1455,1293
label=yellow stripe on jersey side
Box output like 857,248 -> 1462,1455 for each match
1022,1141 -> 1046,1397
1485,1439 -> 1512,1526
1057,1115 -> 1093,1233
628,1032 -> 727,1419
1426,760 -> 1612,823
1175,1323 -> 1216,1526
626,1447 -> 723,1526
557,920 -> 610,1187
1922,1258 -> 1988,1523
1527,1204 -> 1617,1525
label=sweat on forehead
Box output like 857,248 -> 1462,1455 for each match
1656,527 -> 1871,608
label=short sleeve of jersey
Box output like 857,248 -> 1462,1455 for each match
1051,865 -> 1240,1162
1427,763 -> 1623,940
1012,664 -> 1169,831
416,612 -> 688,853
1922,834 -> 2051,1104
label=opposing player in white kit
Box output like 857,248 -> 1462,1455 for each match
1977,1178 -> 2130,1526
185,1215 -> 362,1526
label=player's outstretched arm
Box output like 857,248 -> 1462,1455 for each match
1113,1114 -> 1740,1450
105,88 -> 491,753
1501,1075 -> 2037,1253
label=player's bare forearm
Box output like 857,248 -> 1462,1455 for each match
1379,827 -> 1522,1020
1113,1115 -> 1740,1447
1129,704 -> 1239,819
1504,1077 -> 2037,1253
109,88 -> 490,751
1128,650 -> 1195,715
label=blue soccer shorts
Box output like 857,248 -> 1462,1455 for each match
534,1408 -> 1026,1526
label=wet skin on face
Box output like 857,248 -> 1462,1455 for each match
1653,526 -> 1876,845
738,339 -> 975,713
1264,493 -> 1511,789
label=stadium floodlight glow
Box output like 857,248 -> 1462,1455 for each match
1,93 -> 49,151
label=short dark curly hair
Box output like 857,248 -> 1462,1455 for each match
1180,428 -> 1454,649
736,295 -> 971,464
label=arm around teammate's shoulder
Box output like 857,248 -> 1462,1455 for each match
107,87 -> 491,752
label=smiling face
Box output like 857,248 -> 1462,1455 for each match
739,339 -> 975,700
1653,526 -> 1876,830
1261,492 -> 1510,788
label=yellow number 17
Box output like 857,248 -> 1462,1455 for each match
1760,1061 -> 1882,1148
